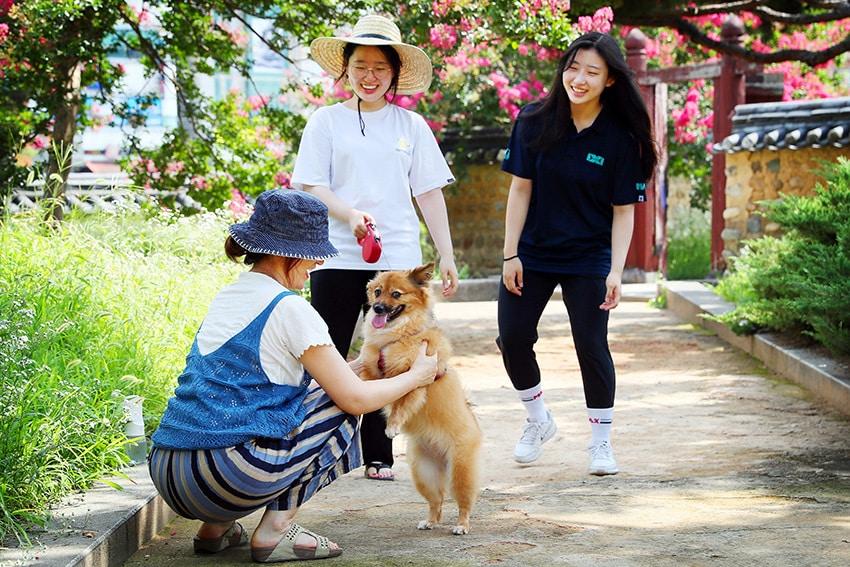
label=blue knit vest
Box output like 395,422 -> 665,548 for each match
152,290 -> 312,449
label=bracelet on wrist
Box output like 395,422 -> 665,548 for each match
503,254 -> 519,262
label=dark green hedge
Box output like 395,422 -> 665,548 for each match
714,157 -> 850,356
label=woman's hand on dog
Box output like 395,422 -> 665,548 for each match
348,355 -> 365,375
409,342 -> 439,387
502,257 -> 523,296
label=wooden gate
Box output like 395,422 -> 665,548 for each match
624,15 -> 782,275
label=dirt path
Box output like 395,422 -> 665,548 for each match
125,300 -> 850,567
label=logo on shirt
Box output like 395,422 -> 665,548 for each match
636,182 -> 647,191
503,148 -> 511,161
396,137 -> 411,152
637,195 -> 646,202
586,153 -> 605,166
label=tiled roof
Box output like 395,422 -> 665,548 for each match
714,96 -> 850,153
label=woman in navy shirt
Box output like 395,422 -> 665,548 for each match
498,32 -> 657,475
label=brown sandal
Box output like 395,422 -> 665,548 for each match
193,521 -> 248,554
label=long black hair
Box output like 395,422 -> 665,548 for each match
338,43 -> 402,136
528,32 -> 658,180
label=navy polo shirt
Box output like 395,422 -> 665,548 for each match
501,104 -> 647,276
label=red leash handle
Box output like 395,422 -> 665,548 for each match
357,222 -> 382,263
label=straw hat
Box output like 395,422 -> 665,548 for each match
310,14 -> 433,95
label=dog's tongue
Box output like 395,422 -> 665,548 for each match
371,313 -> 388,329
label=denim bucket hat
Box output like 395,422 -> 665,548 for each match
229,190 -> 339,260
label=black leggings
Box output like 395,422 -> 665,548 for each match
496,270 -> 615,408
309,269 -> 394,466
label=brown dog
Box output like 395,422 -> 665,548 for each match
359,263 -> 482,535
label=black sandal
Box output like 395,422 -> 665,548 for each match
364,461 -> 395,481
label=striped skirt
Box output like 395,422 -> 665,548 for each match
148,384 -> 362,523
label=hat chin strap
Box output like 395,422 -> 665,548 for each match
356,96 -> 366,137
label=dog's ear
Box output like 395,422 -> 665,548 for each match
408,262 -> 435,287
365,277 -> 379,301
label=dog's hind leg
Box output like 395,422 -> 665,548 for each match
449,448 -> 480,535
409,441 -> 447,531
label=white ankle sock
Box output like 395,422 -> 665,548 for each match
517,384 -> 549,423
587,407 -> 613,445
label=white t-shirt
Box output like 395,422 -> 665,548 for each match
291,102 -> 455,271
196,272 -> 334,387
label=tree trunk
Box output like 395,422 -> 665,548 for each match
45,60 -> 83,223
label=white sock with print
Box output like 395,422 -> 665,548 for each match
517,384 -> 549,423
587,407 -> 613,445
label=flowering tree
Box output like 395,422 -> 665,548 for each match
604,4 -> 850,210
4,0 -> 850,214
0,0 -> 373,217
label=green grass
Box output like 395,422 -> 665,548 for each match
666,210 -> 711,280
0,208 -> 240,543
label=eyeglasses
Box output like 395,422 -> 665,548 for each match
349,64 -> 393,79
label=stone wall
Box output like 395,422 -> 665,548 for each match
722,147 -> 850,258
443,163 -> 510,277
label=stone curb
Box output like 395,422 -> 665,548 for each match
664,280 -> 850,418
1,279 -> 657,567
1,466 -> 175,567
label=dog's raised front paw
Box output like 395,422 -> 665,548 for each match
452,524 -> 469,535
417,520 -> 434,530
385,425 -> 400,439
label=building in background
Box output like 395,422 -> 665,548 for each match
76,7 -> 319,172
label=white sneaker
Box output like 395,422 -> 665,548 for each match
588,440 -> 619,475
513,413 -> 557,463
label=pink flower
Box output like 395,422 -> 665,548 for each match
0,23 -> 8,44
425,119 -> 445,133
145,160 -> 158,174
166,161 -> 185,175
274,171 -> 291,188
431,0 -> 453,17
191,176 -> 209,191
489,71 -> 509,89
576,6 -> 614,34
429,24 -> 458,51
300,85 -> 326,107
229,189 -> 250,216
137,8 -> 151,25
548,0 -> 570,13
247,94 -> 269,111
517,44 -> 529,56
32,135 -> 49,150
267,142 -> 286,160
393,92 -> 424,110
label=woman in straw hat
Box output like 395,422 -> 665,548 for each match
292,14 -> 458,482
149,190 -> 438,562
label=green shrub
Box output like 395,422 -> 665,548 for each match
0,209 -> 240,543
713,157 -> 850,355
